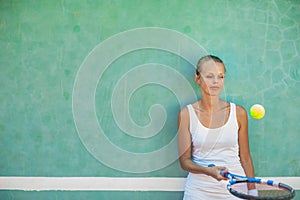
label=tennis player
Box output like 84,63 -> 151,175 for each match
177,55 -> 256,199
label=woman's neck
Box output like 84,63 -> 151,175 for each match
199,96 -> 223,113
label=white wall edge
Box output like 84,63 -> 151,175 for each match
0,177 -> 299,191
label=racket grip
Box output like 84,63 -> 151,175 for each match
220,169 -> 228,177
209,165 -> 228,178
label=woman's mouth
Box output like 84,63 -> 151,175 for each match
210,86 -> 219,90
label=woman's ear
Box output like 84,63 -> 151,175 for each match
194,73 -> 200,84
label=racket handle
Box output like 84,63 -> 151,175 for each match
220,169 -> 229,177
209,165 -> 229,178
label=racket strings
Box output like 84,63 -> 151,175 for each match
230,182 -> 292,198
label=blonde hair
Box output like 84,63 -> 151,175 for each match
196,55 -> 226,75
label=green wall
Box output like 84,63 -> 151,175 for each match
1,0 -> 299,199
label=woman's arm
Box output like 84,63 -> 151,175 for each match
236,105 -> 256,180
177,107 -> 227,181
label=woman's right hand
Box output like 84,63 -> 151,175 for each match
207,166 -> 228,181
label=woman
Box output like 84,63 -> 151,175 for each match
178,55 -> 256,199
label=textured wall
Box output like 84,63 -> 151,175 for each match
1,0 -> 299,199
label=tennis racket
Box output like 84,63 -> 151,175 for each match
220,169 -> 296,199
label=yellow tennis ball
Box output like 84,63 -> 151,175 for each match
250,104 -> 265,119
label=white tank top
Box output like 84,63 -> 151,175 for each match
183,103 -> 245,199
187,102 -> 242,169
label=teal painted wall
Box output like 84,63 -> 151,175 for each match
1,0 -> 299,199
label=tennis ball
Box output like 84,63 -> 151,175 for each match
250,104 -> 265,120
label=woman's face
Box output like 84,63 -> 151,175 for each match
195,60 -> 226,96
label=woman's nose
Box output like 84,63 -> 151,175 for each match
213,77 -> 219,83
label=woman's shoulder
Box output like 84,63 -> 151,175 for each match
178,105 -> 191,127
178,105 -> 190,117
232,103 -> 248,120
180,102 -> 196,112
234,104 -> 247,114
178,103 -> 196,120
